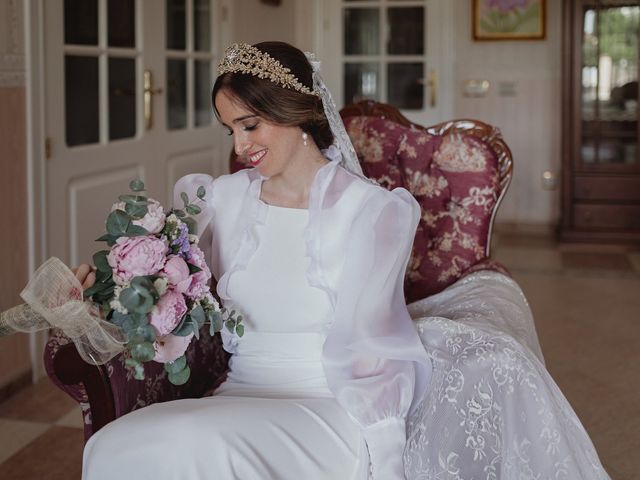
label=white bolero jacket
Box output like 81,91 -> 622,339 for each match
174,159 -> 432,479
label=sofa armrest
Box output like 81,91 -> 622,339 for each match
44,329 -> 230,441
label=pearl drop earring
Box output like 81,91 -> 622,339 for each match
302,132 -> 308,146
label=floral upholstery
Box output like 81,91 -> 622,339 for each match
342,115 -> 507,302
44,328 -> 229,441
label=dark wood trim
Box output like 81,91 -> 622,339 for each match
53,343 -> 116,434
560,0 -> 640,244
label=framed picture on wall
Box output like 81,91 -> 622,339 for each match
473,0 -> 546,40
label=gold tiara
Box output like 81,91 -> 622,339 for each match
217,43 -> 318,97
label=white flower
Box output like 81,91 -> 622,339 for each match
154,277 -> 169,296
166,214 -> 179,224
110,298 -> 128,315
189,234 -> 199,244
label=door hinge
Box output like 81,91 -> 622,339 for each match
45,137 -> 52,160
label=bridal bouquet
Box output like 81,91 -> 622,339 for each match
83,180 -> 243,385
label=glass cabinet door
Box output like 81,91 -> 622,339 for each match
580,2 -> 640,170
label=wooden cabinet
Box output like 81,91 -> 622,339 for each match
561,0 -> 640,243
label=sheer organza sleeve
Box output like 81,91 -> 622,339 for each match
173,174 -> 217,272
323,187 -> 433,479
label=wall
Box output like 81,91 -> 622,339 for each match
453,0 -> 563,227
0,0 -> 31,394
231,0 -> 297,45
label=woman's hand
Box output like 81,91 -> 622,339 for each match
71,264 -> 96,290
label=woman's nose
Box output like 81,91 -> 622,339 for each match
234,133 -> 250,156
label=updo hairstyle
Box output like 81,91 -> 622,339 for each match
212,41 -> 334,150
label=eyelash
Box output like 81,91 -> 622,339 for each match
225,123 -> 258,136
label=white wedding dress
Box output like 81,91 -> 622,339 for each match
82,164 -> 611,480
82,204 -> 363,480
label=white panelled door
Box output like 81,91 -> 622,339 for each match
44,0 -> 227,266
321,0 -> 452,126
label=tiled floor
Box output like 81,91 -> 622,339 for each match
1,232 -> 639,479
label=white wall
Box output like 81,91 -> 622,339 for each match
231,0 -> 297,45
452,0 -> 562,226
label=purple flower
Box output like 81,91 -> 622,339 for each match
486,0 -> 528,12
172,223 -> 190,257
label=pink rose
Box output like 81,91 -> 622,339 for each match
149,290 -> 188,336
162,255 -> 190,289
107,236 -> 168,285
178,244 -> 212,300
153,333 -> 194,363
111,198 -> 165,234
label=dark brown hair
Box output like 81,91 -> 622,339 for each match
212,41 -> 334,150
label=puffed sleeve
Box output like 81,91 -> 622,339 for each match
322,187 -> 432,479
173,174 -> 216,270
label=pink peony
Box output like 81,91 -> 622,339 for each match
162,255 -> 191,289
111,198 -> 165,234
107,236 -> 168,285
177,244 -> 212,300
153,333 -> 194,363
149,289 -> 188,336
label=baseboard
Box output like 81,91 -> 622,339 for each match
494,221 -> 556,238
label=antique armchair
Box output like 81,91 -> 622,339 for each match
44,100 -> 513,441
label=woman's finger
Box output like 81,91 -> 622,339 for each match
82,271 -> 96,290
74,264 -> 91,283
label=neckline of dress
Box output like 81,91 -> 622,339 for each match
255,160 -> 337,212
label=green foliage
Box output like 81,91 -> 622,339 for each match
196,186 -> 206,199
168,365 -> 191,385
164,355 -> 190,386
125,358 -> 145,380
93,250 -> 111,272
129,179 -> 145,192
118,278 -> 157,315
130,341 -> 156,362
106,210 -> 131,236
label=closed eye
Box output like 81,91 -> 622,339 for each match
244,123 -> 258,132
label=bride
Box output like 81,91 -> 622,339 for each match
75,42 -> 608,479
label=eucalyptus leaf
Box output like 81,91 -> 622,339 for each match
119,286 -> 155,315
168,365 -> 191,386
173,209 -> 186,218
127,325 -> 156,344
187,263 -> 202,275
192,322 -> 200,340
125,202 -> 148,219
130,341 -> 156,362
83,282 -> 105,299
125,357 -> 145,379
173,316 -> 195,337
124,224 -> 149,237
190,305 -> 206,328
196,186 -> 206,199
119,194 -> 148,205
95,268 -> 112,283
131,276 -> 159,301
110,311 -> 130,327
93,250 -> 111,272
96,233 -> 118,246
164,355 -> 187,374
129,179 -> 145,192
186,204 -> 202,215
180,192 -> 189,207
122,313 -> 148,332
106,210 -> 131,236
225,320 -> 235,334
236,324 -> 245,337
